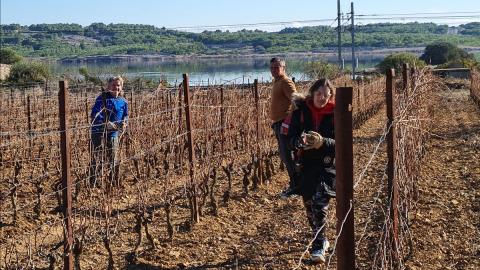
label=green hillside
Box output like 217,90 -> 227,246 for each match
1,22 -> 479,59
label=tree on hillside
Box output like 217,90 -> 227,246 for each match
376,53 -> 426,74
459,22 -> 480,36
0,48 -> 23,64
3,22 -> 480,58
420,42 -> 474,65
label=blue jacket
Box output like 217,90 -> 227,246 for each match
91,92 -> 128,138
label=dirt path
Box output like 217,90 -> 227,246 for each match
406,88 -> 480,270
67,87 -> 479,270
120,99 -> 391,270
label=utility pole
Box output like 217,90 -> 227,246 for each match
351,2 -> 356,79
337,0 -> 342,69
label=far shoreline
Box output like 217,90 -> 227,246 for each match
30,46 -> 479,65
48,47 -> 433,64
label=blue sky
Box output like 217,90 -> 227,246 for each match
1,0 -> 479,31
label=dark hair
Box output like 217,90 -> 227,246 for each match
270,57 -> 285,66
308,78 -> 335,99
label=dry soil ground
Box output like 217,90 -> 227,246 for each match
111,87 -> 479,269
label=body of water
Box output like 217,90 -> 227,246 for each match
51,54 -> 383,86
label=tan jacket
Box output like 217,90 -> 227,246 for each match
270,75 -> 297,122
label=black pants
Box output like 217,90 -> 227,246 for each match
300,164 -> 335,250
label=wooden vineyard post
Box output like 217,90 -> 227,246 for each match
386,68 -> 399,261
402,63 -> 410,97
44,78 -> 49,96
356,87 -> 361,112
129,91 -> 134,117
58,81 -> 73,270
410,66 -> 416,93
177,83 -> 183,134
27,95 -> 32,151
10,88 -> 14,106
335,87 -> 355,270
168,91 -> 173,121
220,87 -> 225,156
182,74 -> 199,224
254,79 -> 264,185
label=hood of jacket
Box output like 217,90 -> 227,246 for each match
290,92 -> 308,111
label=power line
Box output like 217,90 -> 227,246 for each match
167,12 -> 478,31
355,15 -> 480,21
2,18 -> 340,34
356,11 -> 480,17
169,18 -> 338,31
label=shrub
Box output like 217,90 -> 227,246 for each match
437,58 -> 480,69
8,61 -> 50,84
79,66 -> 102,85
0,48 -> 23,64
376,53 -> 426,74
303,60 -> 340,80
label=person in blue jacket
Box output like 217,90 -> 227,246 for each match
89,76 -> 128,186
282,78 -> 336,263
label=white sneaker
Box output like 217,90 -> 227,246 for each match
310,240 -> 329,263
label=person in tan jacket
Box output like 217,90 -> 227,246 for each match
269,57 -> 298,197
